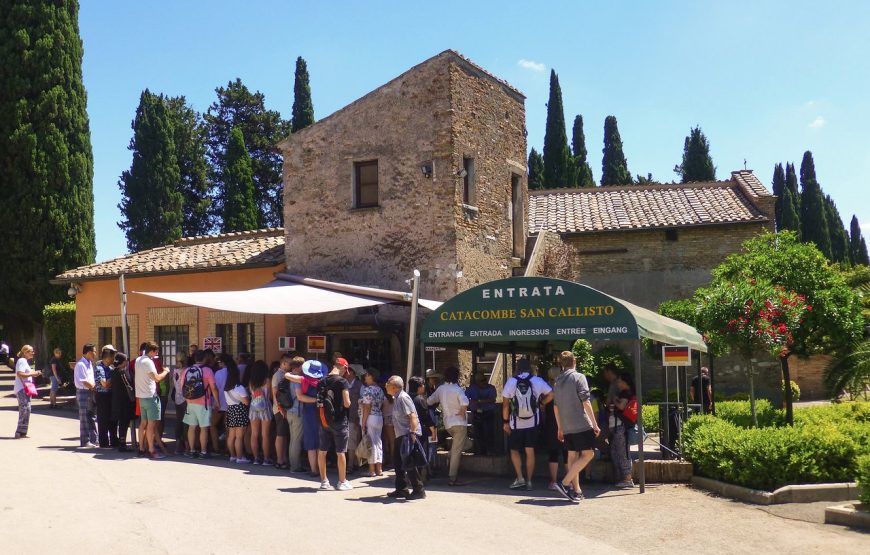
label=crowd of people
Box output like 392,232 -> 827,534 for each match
10,341 -> 639,503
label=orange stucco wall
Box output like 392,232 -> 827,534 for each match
72,265 -> 286,363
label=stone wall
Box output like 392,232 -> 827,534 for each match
564,222 -> 770,309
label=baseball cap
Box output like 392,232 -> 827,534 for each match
335,357 -> 349,368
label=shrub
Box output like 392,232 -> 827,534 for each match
571,339 -> 594,375
42,301 -> 76,383
683,416 -> 860,491
782,379 -> 801,403
857,455 -> 870,507
713,399 -> 783,428
641,404 -> 659,433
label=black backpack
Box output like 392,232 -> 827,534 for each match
317,379 -> 336,427
276,377 -> 295,410
182,365 -> 206,400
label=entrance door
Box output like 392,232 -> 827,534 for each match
155,325 -> 190,370
338,337 -> 393,375
511,173 -> 525,258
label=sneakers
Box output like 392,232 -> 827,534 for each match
548,481 -> 559,491
183,451 -> 195,459
229,457 -> 237,463
319,480 -> 333,490
149,451 -> 166,460
525,480 -> 533,491
552,481 -> 572,501
565,488 -> 580,503
616,480 -> 635,488
509,478 -> 526,489
236,457 -> 252,464
406,489 -> 426,500
337,481 -> 353,491
387,489 -> 410,498
83,442 -> 98,449
199,451 -> 211,459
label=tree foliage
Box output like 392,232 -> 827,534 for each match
771,163 -> 785,228
850,215 -> 870,265
824,194 -> 850,263
542,70 -> 573,188
601,115 -> 632,186
675,126 -> 716,183
291,56 -> 314,133
571,115 -> 594,187
118,89 -> 183,252
0,0 -> 96,336
205,79 -> 288,229
164,95 -> 210,237
527,148 -> 545,191
799,152 -> 832,259
221,127 -> 258,233
780,185 -> 801,236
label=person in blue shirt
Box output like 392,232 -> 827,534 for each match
466,373 -> 498,456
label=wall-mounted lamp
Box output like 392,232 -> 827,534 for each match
420,162 -> 433,178
67,282 -> 82,298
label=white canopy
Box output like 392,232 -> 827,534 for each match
133,275 -> 442,314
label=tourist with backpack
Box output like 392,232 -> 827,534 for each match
552,351 -> 601,502
222,354 -> 250,464
314,358 -> 353,491
182,350 -> 220,459
426,365 -> 469,486
275,355 -> 305,472
610,372 -> 637,488
283,359 -> 326,476
135,342 -> 171,459
501,358 -> 553,490
247,360 -> 273,465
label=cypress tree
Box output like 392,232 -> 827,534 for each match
222,127 -> 258,233
571,115 -> 595,187
823,195 -> 849,263
601,115 -> 632,186
780,186 -> 800,236
165,96 -> 211,237
542,70 -> 572,188
850,215 -> 870,265
291,56 -> 315,133
528,148 -> 545,190
785,162 -> 800,211
799,150 -> 816,187
205,79 -> 289,229
799,153 -> 832,258
771,163 -> 785,229
0,0 -> 96,338
118,90 -> 183,252
675,126 -> 716,183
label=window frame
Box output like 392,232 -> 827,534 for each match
353,160 -> 379,209
462,156 -> 476,206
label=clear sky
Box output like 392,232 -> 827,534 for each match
79,0 -> 870,261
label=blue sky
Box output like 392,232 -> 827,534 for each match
80,0 -> 870,261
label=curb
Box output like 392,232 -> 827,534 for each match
691,476 -> 858,505
825,503 -> 870,529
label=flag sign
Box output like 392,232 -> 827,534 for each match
307,335 -> 326,354
203,337 -> 222,353
662,346 -> 691,366
279,336 -> 296,351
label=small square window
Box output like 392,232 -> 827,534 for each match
665,229 -> 679,242
354,160 -> 378,208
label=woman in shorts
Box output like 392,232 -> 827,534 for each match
247,360 -> 273,465
222,354 -> 250,463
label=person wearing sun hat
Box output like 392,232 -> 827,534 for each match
285,359 -> 325,475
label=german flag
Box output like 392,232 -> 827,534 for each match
663,346 -> 690,365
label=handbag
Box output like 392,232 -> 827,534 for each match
355,432 -> 372,463
23,380 -> 38,397
117,368 -> 135,402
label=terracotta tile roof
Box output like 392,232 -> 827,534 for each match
529,175 -> 771,235
54,228 -> 285,282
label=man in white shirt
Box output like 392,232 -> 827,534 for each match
427,365 -> 469,486
135,341 -> 170,459
502,358 -> 553,490
73,343 -> 98,448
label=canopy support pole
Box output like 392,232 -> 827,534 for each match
404,270 -> 420,387
635,340 -> 645,494
119,274 -> 137,452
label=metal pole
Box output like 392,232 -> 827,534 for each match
119,274 -> 136,451
696,353 -> 703,415
635,341 -> 645,494
404,269 -> 421,388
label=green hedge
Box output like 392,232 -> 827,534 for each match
714,399 -> 782,428
857,455 -> 870,507
641,404 -> 659,433
42,301 -> 75,383
682,415 -> 862,491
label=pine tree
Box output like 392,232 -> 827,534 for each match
785,162 -> 800,211
0,0 -> 96,337
771,163 -> 785,229
205,79 -> 289,229
165,96 -> 210,237
118,90 -> 184,252
850,215 -> 870,265
222,127 -> 258,233
799,151 -> 832,258
601,115 -> 632,186
291,56 -> 315,133
542,70 -> 573,188
823,195 -> 849,263
528,148 -> 545,190
780,186 -> 801,236
571,115 -> 594,187
799,150 -> 816,187
675,126 -> 716,183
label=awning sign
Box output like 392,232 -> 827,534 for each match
203,337 -> 222,353
307,335 -> 326,353
662,346 -> 691,366
279,336 -> 296,351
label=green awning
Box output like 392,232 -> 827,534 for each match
420,276 -> 707,352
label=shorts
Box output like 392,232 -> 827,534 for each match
274,411 -> 290,437
226,403 -> 249,428
139,396 -> 161,422
183,403 -> 212,427
508,427 -> 538,451
563,430 -> 596,453
50,375 -> 59,391
318,420 -> 349,453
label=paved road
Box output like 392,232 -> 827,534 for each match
1,369 -> 867,554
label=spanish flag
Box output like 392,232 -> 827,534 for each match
663,346 -> 690,365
